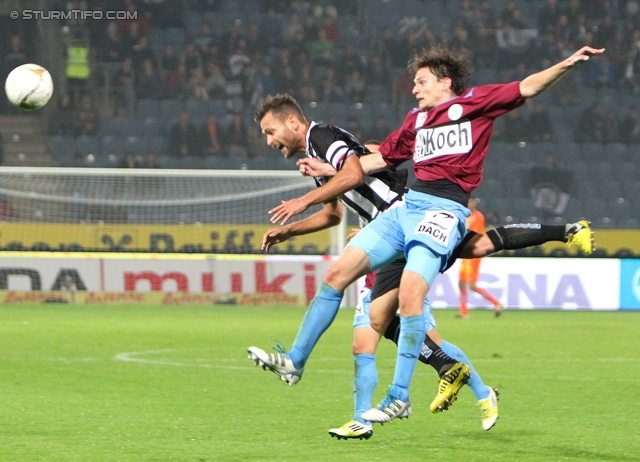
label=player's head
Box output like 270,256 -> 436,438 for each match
408,46 -> 472,110
363,139 -> 381,152
254,93 -> 309,158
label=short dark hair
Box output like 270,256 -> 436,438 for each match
254,93 -> 308,124
408,46 -> 472,95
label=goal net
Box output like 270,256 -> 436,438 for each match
0,167 -> 348,255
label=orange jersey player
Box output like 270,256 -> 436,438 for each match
458,198 -> 503,318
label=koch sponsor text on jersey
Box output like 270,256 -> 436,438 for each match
415,211 -> 458,246
414,120 -> 472,163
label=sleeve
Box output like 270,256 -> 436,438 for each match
310,126 -> 355,171
469,82 -> 526,119
378,111 -> 418,168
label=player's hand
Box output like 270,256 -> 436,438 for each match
269,197 -> 310,225
566,46 -> 606,67
262,227 -> 291,252
347,227 -> 362,241
297,158 -> 337,177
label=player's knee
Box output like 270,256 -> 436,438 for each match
352,340 -> 375,355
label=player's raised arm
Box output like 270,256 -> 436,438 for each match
519,46 -> 605,98
262,199 -> 343,252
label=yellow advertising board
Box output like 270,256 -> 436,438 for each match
0,223 -> 332,254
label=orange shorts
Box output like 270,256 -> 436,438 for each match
459,258 -> 481,283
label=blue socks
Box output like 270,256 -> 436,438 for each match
440,340 -> 490,400
353,354 -> 377,424
288,283 -> 343,369
390,314 -> 425,402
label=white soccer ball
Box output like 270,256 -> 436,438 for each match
5,63 -> 54,111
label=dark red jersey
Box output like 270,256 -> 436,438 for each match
379,81 -> 526,193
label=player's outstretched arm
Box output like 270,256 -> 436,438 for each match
519,46 -> 605,98
360,151 -> 388,174
269,155 -> 363,225
262,200 -> 343,252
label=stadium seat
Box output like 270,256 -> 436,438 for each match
142,117 -> 163,137
605,142 -> 630,163
185,100 -> 210,122
74,135 -> 100,156
123,136 -> 149,156
101,135 -> 126,158
579,142 -> 605,163
98,116 -> 121,136
147,136 -> 168,155
50,135 -> 74,165
136,99 -> 161,119
160,99 -> 184,119
119,118 -> 144,138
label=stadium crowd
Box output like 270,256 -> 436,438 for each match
1,0 -> 640,229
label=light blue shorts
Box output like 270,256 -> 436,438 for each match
347,190 -> 470,286
354,287 -> 436,331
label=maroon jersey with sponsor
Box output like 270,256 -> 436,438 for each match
379,81 -> 525,192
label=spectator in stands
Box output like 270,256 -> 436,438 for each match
368,54 -> 390,88
589,54 -> 616,88
136,59 -> 162,99
225,113 -> 249,157
194,21 -> 217,53
187,67 -> 210,101
319,13 -> 339,44
595,15 -> 618,50
160,43 -> 180,87
365,115 -> 392,142
345,116 -> 363,142
48,93 -> 76,136
395,27 -> 421,67
219,19 -> 244,59
72,154 -> 85,167
275,64 -> 297,95
371,27 -> 396,69
181,42 -> 204,74
310,29 -> 335,66
170,111 -> 198,157
538,0 -> 561,35
3,35 -> 28,81
260,8 -> 284,49
554,14 -> 572,44
99,21 -> 124,62
245,21 -> 267,57
228,40 -> 251,78
288,28 -> 310,62
301,13 -> 319,43
113,56 -> 136,115
502,108 -> 527,142
344,69 -> 367,102
199,113 -> 225,157
570,13 -> 592,47
122,21 -> 143,55
119,152 -> 140,168
130,35 -> 156,72
144,151 -> 161,168
525,102 -> 554,142
205,62 -> 227,99
604,108 -> 621,143
259,64 -> 277,96
295,63 -> 317,102
448,25 -> 472,57
576,102 -> 605,142
338,44 -> 364,79
318,66 -> 344,102
621,105 -> 640,142
283,12 -> 304,42
74,93 -> 99,136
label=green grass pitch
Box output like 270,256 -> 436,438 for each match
1,304 -> 639,461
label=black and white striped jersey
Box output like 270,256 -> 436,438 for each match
305,122 -> 408,225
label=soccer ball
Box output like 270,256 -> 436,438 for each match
5,63 -> 54,111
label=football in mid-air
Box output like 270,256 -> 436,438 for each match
5,63 -> 54,111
